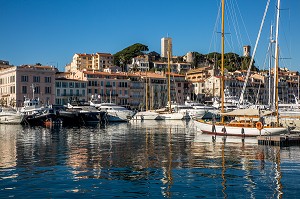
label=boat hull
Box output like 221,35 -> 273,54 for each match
0,114 -> 23,124
132,111 -> 161,120
159,112 -> 184,120
105,110 -> 135,122
194,120 -> 287,137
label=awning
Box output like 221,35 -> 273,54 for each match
220,108 -> 274,117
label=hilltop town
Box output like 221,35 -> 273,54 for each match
0,37 -> 299,109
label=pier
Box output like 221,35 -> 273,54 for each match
258,134 -> 300,146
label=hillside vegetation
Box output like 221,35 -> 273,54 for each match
114,43 -> 257,72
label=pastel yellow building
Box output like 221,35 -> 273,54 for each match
67,53 -> 114,72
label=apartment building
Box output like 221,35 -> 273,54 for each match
55,72 -> 88,105
129,55 -> 150,71
67,53 -> 114,72
0,65 -> 57,107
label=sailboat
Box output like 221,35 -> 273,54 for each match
193,0 -> 287,137
131,75 -> 162,120
156,41 -> 185,120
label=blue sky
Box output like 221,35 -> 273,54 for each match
0,0 -> 299,72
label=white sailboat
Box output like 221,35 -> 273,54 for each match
193,0 -> 287,137
131,75 -> 162,120
156,41 -> 184,120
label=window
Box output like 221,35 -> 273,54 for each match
45,87 -> 51,94
34,86 -> 40,94
56,82 -> 61,87
45,77 -> 51,83
70,89 -> 73,96
76,89 -> 79,96
10,76 -> 15,83
63,89 -> 66,95
81,83 -> 86,88
21,76 -> 28,82
57,89 -> 60,96
75,82 -> 80,88
10,86 -> 15,94
94,89 -> 98,94
22,86 -> 27,94
88,89 -> 92,94
82,90 -> 85,96
101,81 -> 103,86
69,82 -> 74,88
33,76 -> 40,82
62,82 -> 67,88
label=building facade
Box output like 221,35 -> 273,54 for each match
67,53 -> 114,72
55,72 -> 88,105
0,65 -> 57,107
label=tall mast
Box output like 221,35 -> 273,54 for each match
167,41 -> 171,113
145,73 -> 148,111
221,0 -> 225,123
268,25 -> 274,108
273,0 -> 281,125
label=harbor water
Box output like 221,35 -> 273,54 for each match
0,120 -> 300,198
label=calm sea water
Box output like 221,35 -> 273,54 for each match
0,120 -> 300,198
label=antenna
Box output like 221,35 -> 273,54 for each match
31,84 -> 35,99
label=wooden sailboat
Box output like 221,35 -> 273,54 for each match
193,0 -> 287,137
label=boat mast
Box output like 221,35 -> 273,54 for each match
221,0 -> 225,122
273,0 -> 281,126
167,41 -> 171,113
268,25 -> 274,108
31,84 -> 35,99
145,73 -> 148,111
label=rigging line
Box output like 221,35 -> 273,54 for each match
280,8 -> 292,66
233,0 -> 252,47
238,0 -> 271,106
208,0 -> 222,53
227,0 -> 243,53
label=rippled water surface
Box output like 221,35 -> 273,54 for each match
0,120 -> 300,198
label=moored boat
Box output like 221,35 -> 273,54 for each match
0,107 -> 23,124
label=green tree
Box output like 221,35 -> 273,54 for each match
114,43 -> 149,68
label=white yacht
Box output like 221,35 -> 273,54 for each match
96,103 -> 136,122
132,110 -> 161,120
0,107 -> 23,124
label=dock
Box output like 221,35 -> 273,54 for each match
258,135 -> 300,146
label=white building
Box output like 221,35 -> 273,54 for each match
161,37 -> 172,58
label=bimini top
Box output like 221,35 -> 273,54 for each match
220,108 -> 274,117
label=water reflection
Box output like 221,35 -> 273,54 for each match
0,122 -> 299,198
